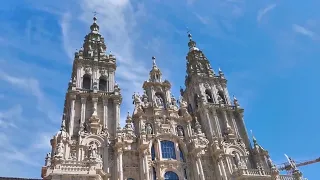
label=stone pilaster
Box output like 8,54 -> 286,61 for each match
68,94 -> 76,136
103,97 -> 108,130
117,148 -> 123,180
212,109 -> 222,138
80,96 -> 87,124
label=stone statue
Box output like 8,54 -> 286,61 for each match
179,96 -> 187,108
177,126 -> 184,136
234,153 -> 241,167
156,95 -> 163,106
146,123 -> 153,135
55,142 -> 64,158
89,143 -> 98,159
206,93 -> 212,102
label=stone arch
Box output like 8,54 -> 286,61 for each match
148,134 -> 188,156
82,74 -> 91,90
225,145 -> 246,157
98,75 -> 108,91
80,135 -> 105,147
161,169 -> 182,180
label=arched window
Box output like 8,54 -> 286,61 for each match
151,145 -> 155,160
82,74 -> 91,89
127,178 -> 135,180
205,89 -> 213,103
161,140 -> 176,159
218,90 -> 226,103
99,77 -> 107,91
164,171 -> 179,180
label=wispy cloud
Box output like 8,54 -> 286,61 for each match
257,4 -> 277,23
292,24 -> 318,40
194,12 -> 210,25
0,71 -> 60,123
0,105 -> 22,128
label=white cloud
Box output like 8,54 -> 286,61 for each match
257,4 -> 277,23
292,24 -> 318,40
0,71 -> 60,123
0,105 -> 22,128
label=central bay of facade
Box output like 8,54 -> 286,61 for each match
41,17 -> 300,180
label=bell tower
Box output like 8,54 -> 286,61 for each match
41,16 -> 122,180
181,31 -> 274,179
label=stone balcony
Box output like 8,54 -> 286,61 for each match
232,168 -> 307,180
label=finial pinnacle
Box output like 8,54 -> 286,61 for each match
93,11 -> 98,22
187,27 -> 192,41
152,56 -> 156,67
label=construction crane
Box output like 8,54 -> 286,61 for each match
277,154 -> 320,175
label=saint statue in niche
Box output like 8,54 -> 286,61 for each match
177,126 -> 184,137
55,142 -> 64,158
146,123 -> 153,135
155,95 -> 163,106
89,142 -> 98,159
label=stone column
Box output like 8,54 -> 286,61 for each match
218,156 -> 227,180
212,110 -> 222,138
103,97 -> 108,130
229,111 -> 240,138
117,148 -> 123,180
143,151 -> 150,180
92,97 -> 98,116
114,99 -> 120,128
77,66 -> 81,88
68,94 -> 76,137
80,96 -> 87,124
204,109 -> 215,140
196,154 -> 205,180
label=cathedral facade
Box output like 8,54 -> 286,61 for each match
41,17 -> 304,180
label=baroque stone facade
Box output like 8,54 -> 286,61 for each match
41,17 -> 305,180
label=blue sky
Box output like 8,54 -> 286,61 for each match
0,0 -> 319,179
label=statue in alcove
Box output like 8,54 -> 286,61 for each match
177,126 -> 184,137
206,93 -> 213,103
55,142 -> 64,158
146,123 -> 153,135
89,142 -> 98,159
155,95 -> 163,107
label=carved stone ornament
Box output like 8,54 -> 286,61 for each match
84,66 -> 91,74
204,83 -> 210,89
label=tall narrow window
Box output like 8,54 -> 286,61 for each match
82,74 -> 91,90
153,167 -> 157,180
161,140 -> 176,159
164,171 -> 179,180
179,146 -> 185,162
184,169 -> 188,179
99,77 -> 107,91
151,145 -> 155,160
205,89 -> 213,103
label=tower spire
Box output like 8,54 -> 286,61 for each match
187,29 -> 199,52
149,56 -> 162,82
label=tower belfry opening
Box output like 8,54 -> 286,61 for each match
41,18 -> 311,180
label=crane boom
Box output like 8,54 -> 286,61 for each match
278,156 -> 320,171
